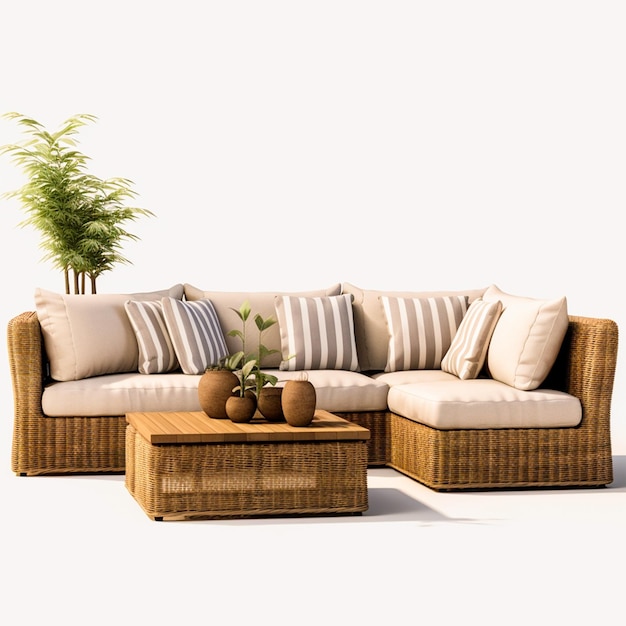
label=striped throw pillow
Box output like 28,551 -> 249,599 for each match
441,298 -> 503,380
380,295 -> 468,372
275,294 -> 359,371
125,300 -> 179,374
161,297 -> 228,375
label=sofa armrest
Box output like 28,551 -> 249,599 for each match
544,315 -> 618,434
7,311 -> 48,416
7,312 -> 49,473
8,311 -> 128,475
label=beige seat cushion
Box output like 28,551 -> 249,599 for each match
268,369 -> 389,411
342,283 -> 487,371
42,372 -> 205,416
35,285 -> 184,381
184,283 -> 341,368
387,379 -> 581,429
372,369 -> 460,386
42,369 -> 389,417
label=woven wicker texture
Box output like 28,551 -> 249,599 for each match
126,423 -> 368,520
334,411 -> 390,465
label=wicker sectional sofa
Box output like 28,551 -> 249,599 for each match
8,281 -> 619,490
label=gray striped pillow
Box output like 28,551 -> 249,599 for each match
275,294 -> 359,371
380,295 -> 468,372
125,300 -> 179,374
441,298 -> 503,380
161,297 -> 228,375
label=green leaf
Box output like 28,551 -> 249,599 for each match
230,300 -> 251,322
258,345 -> 280,360
223,352 -> 244,370
254,313 -> 277,332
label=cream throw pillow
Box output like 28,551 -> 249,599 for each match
35,285 -> 184,381
441,298 -> 503,380
482,285 -> 569,390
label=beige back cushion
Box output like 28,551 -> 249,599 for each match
35,285 -> 184,381
482,285 -> 569,390
184,283 -> 342,368
342,283 -> 487,371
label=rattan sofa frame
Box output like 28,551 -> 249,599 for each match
8,311 -> 618,490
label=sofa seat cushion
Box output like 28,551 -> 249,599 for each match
42,370 -> 389,417
387,379 -> 581,429
266,370 -> 389,412
372,369 -> 460,386
42,372 -> 205,416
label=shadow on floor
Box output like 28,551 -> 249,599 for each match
609,455 -> 626,489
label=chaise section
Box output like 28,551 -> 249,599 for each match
386,316 -> 618,490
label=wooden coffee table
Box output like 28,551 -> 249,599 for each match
125,409 -> 370,521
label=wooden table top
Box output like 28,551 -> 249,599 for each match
125,409 -> 370,445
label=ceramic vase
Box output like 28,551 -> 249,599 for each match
226,393 -> 257,423
282,379 -> 316,427
198,370 -> 238,419
257,386 -> 285,422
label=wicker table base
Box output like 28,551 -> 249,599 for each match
125,410 -> 369,521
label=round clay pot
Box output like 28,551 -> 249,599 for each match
282,379 -> 316,427
226,393 -> 257,423
257,386 -> 285,422
198,370 -> 239,419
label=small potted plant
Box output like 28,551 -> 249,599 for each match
223,301 -> 281,422
225,357 -> 258,423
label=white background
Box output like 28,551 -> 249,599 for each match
1,4 -> 625,624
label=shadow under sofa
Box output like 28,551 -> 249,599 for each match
8,305 -> 618,490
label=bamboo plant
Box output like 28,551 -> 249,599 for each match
0,112 -> 154,294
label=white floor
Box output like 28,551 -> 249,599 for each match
2,413 -> 624,626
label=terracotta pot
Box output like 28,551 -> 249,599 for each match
257,386 -> 285,422
226,393 -> 257,423
198,370 -> 238,419
282,379 -> 316,427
